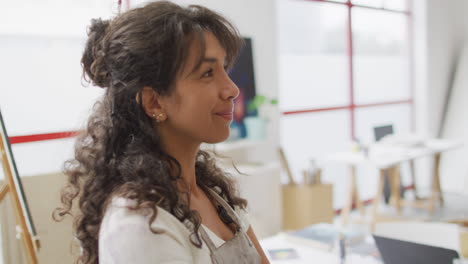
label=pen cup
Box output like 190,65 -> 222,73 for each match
282,184 -> 334,230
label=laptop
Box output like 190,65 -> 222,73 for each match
373,234 -> 460,264
374,124 -> 394,142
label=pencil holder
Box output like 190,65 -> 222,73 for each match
282,183 -> 334,230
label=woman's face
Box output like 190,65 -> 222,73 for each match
159,31 -> 240,144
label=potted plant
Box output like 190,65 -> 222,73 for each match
244,95 -> 278,140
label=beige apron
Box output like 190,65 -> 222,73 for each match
198,189 -> 262,264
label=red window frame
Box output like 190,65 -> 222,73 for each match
281,0 -> 414,213
282,0 -> 414,141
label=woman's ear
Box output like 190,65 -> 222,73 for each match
139,86 -> 164,117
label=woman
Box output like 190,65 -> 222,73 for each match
54,1 -> 269,263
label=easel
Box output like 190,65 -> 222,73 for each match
0,109 -> 40,264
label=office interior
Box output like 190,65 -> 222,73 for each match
1,0 -> 468,263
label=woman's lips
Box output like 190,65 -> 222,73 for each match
215,112 -> 233,121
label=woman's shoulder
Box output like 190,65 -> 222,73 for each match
100,197 -> 191,241
98,197 -> 205,263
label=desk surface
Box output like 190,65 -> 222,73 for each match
320,139 -> 463,169
260,233 -> 381,264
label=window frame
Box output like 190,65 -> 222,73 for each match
281,0 -> 414,140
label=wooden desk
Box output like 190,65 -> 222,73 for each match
320,139 -> 462,228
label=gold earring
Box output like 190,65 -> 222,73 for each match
154,113 -> 164,123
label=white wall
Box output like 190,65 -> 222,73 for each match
437,0 -> 468,194
0,1 -> 115,176
426,0 -> 467,137
442,41 -> 468,194
414,0 -> 468,139
413,0 -> 468,193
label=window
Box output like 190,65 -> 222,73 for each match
278,0 -> 412,208
0,0 -> 117,176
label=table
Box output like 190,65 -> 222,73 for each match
320,138 -> 462,228
260,233 -> 381,264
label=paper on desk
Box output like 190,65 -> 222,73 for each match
261,233 -> 336,264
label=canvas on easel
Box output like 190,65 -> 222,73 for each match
228,37 -> 257,140
0,108 -> 39,264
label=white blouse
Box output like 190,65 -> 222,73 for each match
98,197 -> 250,264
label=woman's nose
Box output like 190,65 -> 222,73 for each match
222,75 -> 240,101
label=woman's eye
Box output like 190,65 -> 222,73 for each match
202,68 -> 213,78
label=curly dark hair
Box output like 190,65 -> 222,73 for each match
53,2 -> 247,263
